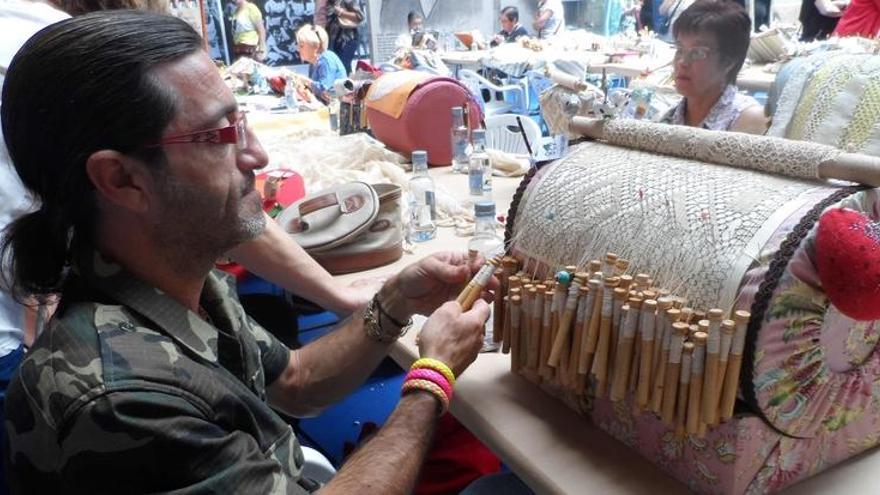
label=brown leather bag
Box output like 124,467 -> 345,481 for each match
276,182 -> 403,274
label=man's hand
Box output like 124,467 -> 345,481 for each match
386,252 -> 498,318
816,0 -> 845,16
418,300 -> 490,376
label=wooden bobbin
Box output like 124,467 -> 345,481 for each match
527,287 -> 545,371
676,342 -> 695,437
714,319 -> 736,421
610,304 -> 637,402
567,284 -> 591,383
701,309 -> 724,425
456,258 -> 499,311
661,322 -> 689,425
603,253 -> 619,277
548,277 -> 586,367
626,297 -> 644,394
592,277 -> 620,397
509,295 -> 522,372
687,331 -> 707,435
609,287 -> 629,384
720,310 -> 750,421
635,299 -> 658,410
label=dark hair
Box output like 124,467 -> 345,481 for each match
407,10 -> 423,26
56,0 -> 169,15
0,11 -> 202,301
673,0 -> 751,84
501,6 -> 519,23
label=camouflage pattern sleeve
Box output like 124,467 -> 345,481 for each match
8,389 -> 308,494
245,314 -> 292,386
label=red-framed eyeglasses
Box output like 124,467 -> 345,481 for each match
145,111 -> 248,150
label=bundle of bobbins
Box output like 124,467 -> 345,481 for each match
485,252 -> 750,438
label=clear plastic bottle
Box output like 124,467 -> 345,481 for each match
407,150 -> 437,243
450,107 -> 471,174
284,76 -> 300,111
469,129 -> 489,200
468,200 -> 504,258
328,92 -> 340,133
469,200 -> 504,352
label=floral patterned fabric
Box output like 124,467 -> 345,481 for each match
659,85 -> 760,131
511,167 -> 880,492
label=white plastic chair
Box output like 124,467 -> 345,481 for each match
485,113 -> 542,158
301,446 -> 336,484
458,69 -> 528,116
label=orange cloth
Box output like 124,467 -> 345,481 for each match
365,70 -> 431,119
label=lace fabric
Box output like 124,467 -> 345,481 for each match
510,140 -> 834,310
602,119 -> 841,180
769,52 -> 880,155
767,52 -> 829,138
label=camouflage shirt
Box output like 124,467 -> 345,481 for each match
4,246 -> 312,494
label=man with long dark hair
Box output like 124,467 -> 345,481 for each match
2,11 -> 490,493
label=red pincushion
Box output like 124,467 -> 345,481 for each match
815,207 -> 880,321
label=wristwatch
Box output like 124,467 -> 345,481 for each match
363,294 -> 412,343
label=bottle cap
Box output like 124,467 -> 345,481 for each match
474,200 -> 496,217
412,150 -> 428,169
472,129 -> 486,140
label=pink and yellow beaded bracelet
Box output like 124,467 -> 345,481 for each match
401,358 -> 457,415
401,378 -> 450,415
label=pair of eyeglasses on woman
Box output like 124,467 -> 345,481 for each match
673,45 -> 713,63
145,111 -> 248,150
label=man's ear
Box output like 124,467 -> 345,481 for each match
85,150 -> 155,214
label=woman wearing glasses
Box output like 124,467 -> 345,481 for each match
658,0 -> 768,134
295,24 -> 347,104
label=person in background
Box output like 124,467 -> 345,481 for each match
639,0 -> 654,31
325,0 -> 364,75
296,24 -> 347,104
658,0 -> 767,134
832,0 -> 876,37
534,0 -> 565,39
800,0 -> 848,41
396,10 -> 424,49
2,11 -> 496,492
658,0 -> 693,41
232,0 -> 267,61
408,9 -> 424,34
491,6 -> 529,46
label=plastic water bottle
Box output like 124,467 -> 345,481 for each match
407,150 -> 437,243
328,92 -> 340,133
284,77 -> 299,111
468,200 -> 504,258
451,107 -> 471,174
469,129 -> 489,200
469,200 -> 504,351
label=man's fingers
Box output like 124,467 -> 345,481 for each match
425,256 -> 471,284
464,299 -> 491,324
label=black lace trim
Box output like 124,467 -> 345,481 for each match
503,164 -> 540,251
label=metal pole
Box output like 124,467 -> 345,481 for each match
215,0 -> 231,65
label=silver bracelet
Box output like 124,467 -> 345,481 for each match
362,294 -> 412,343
